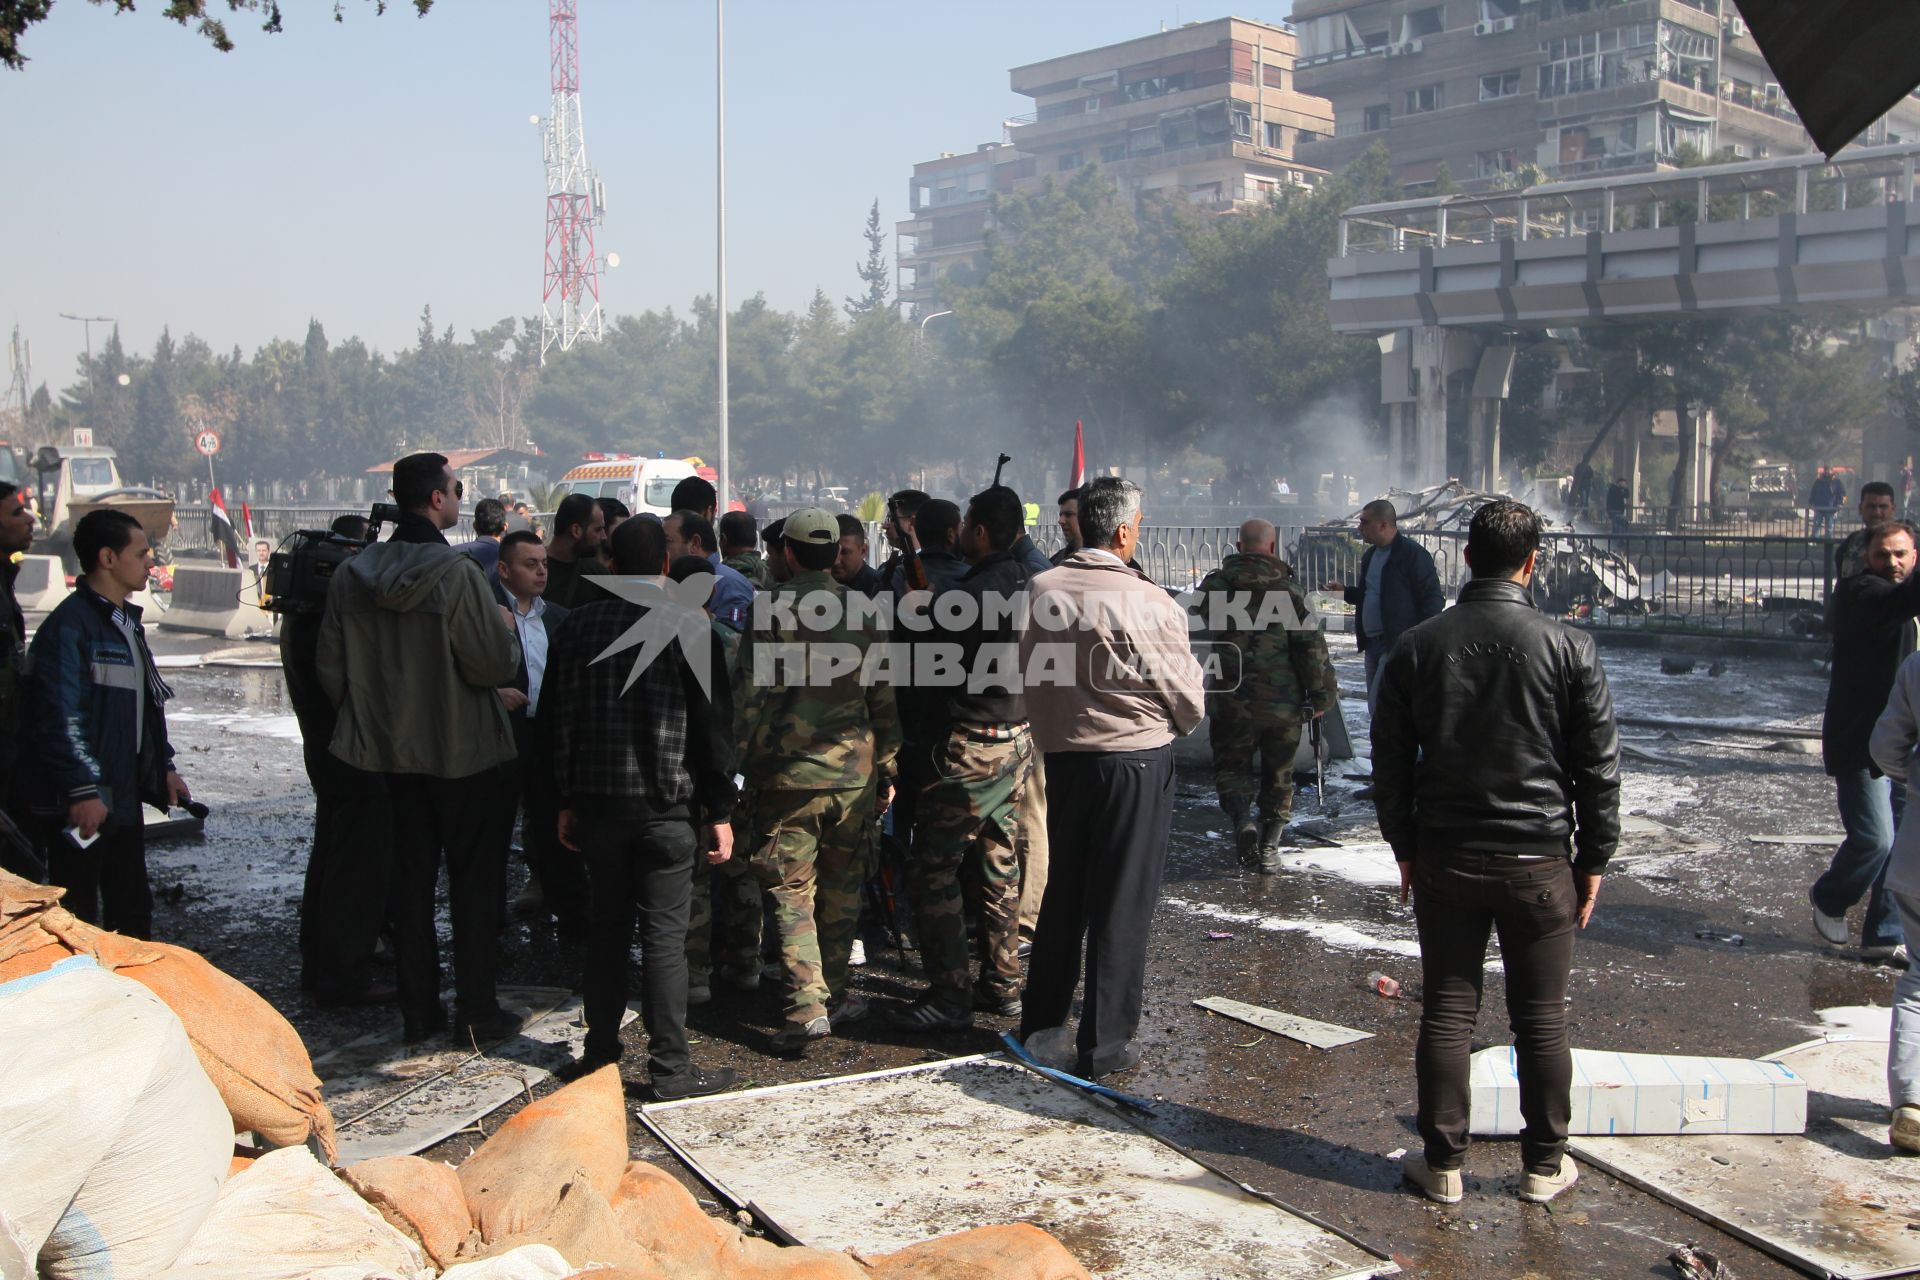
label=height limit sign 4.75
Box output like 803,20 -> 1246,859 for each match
194,429 -> 221,457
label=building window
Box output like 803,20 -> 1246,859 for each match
1480,70 -> 1521,100
1231,105 -> 1254,139
1265,121 -> 1288,149
1476,147 -> 1519,178
1123,72 -> 1192,103
1402,6 -> 1445,38
1297,127 -> 1324,145
1129,125 -> 1161,156
1101,142 -> 1126,162
1058,151 -> 1083,172
1262,65 -> 1285,89
1403,83 -> 1444,114
1364,103 -> 1392,132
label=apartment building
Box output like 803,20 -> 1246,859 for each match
1288,0 -> 1920,191
897,17 -> 1335,314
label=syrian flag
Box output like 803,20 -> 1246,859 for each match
1069,420 -> 1086,489
209,490 -> 242,569
241,501 -> 255,544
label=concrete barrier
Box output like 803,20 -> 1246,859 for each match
12,555 -> 68,613
159,564 -> 272,638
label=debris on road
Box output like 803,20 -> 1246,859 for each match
1693,931 -> 1745,946
1470,1047 -> 1807,1136
1366,971 -> 1402,999
1669,1243 -> 1736,1279
1193,996 -> 1375,1050
1748,833 -> 1846,846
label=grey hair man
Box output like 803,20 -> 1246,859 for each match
1017,476 -> 1205,1079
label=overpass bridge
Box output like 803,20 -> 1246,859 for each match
1328,143 -> 1920,498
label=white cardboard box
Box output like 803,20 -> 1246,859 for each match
1468,1046 -> 1808,1136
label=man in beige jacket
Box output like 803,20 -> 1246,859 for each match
1017,476 -> 1205,1078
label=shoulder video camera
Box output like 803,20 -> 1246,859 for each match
265,502 -> 402,615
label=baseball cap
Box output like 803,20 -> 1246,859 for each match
782,507 -> 839,546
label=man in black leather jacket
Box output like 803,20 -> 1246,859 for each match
1373,499 -> 1620,1208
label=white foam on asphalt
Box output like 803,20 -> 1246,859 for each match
1163,896 -> 1422,958
1804,1005 -> 1893,1039
167,710 -> 303,742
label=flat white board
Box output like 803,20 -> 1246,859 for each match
642,1055 -> 1394,1280
1194,997 -> 1375,1050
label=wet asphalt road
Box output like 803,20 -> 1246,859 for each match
136,631 -> 1904,1279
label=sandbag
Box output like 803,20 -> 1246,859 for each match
605,1161 -> 866,1280
863,1225 -> 1094,1280
341,1155 -> 478,1268
155,1145 -> 433,1280
460,1065 -> 629,1242
438,1244 -> 573,1279
0,869 -> 337,1158
0,956 -> 229,1280
472,1176 -> 666,1276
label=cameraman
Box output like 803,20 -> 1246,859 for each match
318,454 -> 524,1042
284,514 -> 395,1007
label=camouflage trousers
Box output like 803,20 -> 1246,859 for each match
910,726 -> 1033,1010
750,786 -> 876,1025
1208,693 -> 1304,821
1014,754 -> 1049,938
686,813 -> 764,987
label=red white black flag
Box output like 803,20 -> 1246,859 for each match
209,489 -> 242,569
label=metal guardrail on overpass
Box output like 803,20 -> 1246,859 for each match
1329,141 -> 1920,333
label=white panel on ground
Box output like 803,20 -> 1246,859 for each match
1194,997 -> 1375,1050
641,1055 -> 1394,1280
315,986 -> 631,1163
1470,1046 -> 1808,1136
1572,1038 -> 1920,1280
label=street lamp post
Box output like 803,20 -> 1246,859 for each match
715,0 -> 730,514
58,312 -> 115,403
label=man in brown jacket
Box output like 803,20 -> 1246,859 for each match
1017,476 -> 1205,1078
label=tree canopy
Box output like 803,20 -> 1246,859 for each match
2,0 -> 433,70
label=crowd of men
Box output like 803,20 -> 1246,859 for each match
13,445 -> 1912,1185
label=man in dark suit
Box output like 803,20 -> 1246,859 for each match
1322,499 -> 1446,713
494,530 -> 583,937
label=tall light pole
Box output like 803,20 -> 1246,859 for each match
59,312 -> 114,403
715,0 -> 730,513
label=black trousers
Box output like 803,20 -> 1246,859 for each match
388,769 -> 510,1029
45,820 -> 150,939
578,807 -> 697,1079
1020,744 -> 1175,1076
1413,852 -> 1577,1175
511,716 -> 587,934
298,742 -> 394,1000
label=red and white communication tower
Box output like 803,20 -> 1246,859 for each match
537,0 -> 610,364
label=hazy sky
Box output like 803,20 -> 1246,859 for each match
1,0 -> 1282,398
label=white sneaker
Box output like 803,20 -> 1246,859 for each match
1812,902 -> 1850,947
849,938 -> 868,967
1892,1104 -> 1920,1153
1519,1156 -> 1579,1203
1400,1154 -> 1463,1205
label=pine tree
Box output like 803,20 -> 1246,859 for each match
844,199 -> 891,316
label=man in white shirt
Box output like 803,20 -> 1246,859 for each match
496,531 -> 581,936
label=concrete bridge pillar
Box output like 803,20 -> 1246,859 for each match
1412,326 -> 1448,490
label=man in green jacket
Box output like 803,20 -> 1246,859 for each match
318,452 -> 522,1043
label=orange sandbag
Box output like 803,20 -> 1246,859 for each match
473,1176 -> 666,1276
0,870 -> 336,1160
863,1225 -> 1093,1280
227,1155 -> 256,1179
342,1155 -> 478,1268
460,1066 -> 629,1242
606,1162 -> 865,1280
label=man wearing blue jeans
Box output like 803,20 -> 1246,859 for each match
1867,646 -> 1920,1151
1818,520 -> 1920,963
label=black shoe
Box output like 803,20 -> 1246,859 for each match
646,1065 -> 737,1102
458,1006 -> 529,1044
313,982 -> 399,1009
402,1008 -> 448,1044
1017,938 -> 1034,960
887,997 -> 973,1032
558,1048 -> 621,1082
1078,1041 -> 1143,1080
1230,810 -> 1258,868
973,986 -> 1022,1018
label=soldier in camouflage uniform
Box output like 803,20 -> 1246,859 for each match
1194,518 -> 1336,874
671,557 -> 764,1003
889,487 -> 1035,1030
719,511 -> 772,589
734,508 -> 900,1052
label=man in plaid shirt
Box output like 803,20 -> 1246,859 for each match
548,517 -> 739,1101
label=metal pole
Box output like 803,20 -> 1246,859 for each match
714,0 -> 730,515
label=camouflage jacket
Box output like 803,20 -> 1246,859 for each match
734,569 -> 900,791
1193,552 -> 1336,715
723,550 -> 772,590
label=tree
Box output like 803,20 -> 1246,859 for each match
844,198 -> 891,317
128,328 -> 187,485
3,0 -> 434,70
